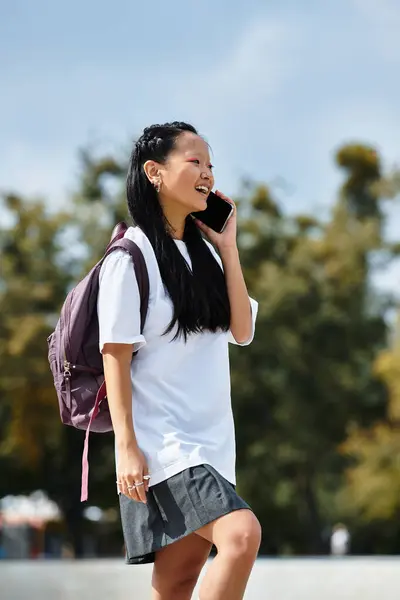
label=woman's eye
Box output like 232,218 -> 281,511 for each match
188,159 -> 213,169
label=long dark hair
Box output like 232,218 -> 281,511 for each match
127,121 -> 230,340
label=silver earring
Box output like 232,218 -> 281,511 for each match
153,174 -> 162,192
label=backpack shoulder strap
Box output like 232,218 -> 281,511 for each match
104,239 -> 149,333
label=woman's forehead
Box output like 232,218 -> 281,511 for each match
174,132 -> 210,158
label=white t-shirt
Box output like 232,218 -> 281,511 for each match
97,226 -> 258,487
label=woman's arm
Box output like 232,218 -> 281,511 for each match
219,246 -> 253,344
97,251 -> 150,503
193,189 -> 254,345
102,342 -> 149,503
102,343 -> 137,450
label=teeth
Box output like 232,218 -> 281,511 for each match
196,186 -> 209,194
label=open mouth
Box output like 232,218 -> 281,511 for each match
195,185 -> 209,196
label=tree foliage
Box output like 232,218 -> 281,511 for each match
1,142 -> 400,555
340,340 -> 400,522
0,195 -> 70,471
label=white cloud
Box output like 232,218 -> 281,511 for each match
161,17 -> 295,197
2,6 -> 399,221
207,20 -> 290,105
170,18 -> 293,125
352,0 -> 400,61
353,0 -> 400,23
0,13 -> 296,206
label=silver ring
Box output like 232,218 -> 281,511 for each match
135,481 -> 144,487
127,484 -> 136,490
143,475 -> 151,480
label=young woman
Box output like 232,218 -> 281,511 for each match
98,122 -> 261,600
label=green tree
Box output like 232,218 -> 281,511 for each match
338,322 -> 400,552
2,142 -> 399,557
72,149 -> 127,268
232,144 -> 393,554
0,194 -> 69,474
0,192 -> 118,555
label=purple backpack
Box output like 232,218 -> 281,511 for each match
47,222 -> 149,501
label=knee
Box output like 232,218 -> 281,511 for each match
170,572 -> 200,596
153,561 -> 202,597
221,513 -> 262,561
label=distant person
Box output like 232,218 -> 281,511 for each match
330,523 -> 350,556
98,122 -> 260,600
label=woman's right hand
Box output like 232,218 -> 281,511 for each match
116,443 -> 150,503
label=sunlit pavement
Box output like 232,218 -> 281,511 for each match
1,557 -> 399,599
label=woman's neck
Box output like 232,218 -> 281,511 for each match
160,200 -> 187,241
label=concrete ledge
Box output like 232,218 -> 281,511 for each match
1,557 -> 399,599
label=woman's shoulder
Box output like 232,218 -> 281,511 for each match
98,227 -> 147,280
124,225 -> 147,246
102,227 -> 151,264
124,226 -> 157,260
99,246 -> 133,286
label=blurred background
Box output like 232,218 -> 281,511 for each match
1,0 -> 400,596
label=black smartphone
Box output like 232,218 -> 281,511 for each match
192,191 -> 234,233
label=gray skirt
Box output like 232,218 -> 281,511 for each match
119,463 -> 251,564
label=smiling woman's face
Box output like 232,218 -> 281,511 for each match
157,131 -> 215,214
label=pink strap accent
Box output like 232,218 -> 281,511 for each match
80,381 -> 107,502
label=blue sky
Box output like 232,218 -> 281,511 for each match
1,0 -> 400,288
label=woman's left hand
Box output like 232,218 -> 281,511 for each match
193,190 -> 237,251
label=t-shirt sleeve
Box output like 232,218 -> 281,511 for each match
228,296 -> 258,346
204,240 -> 258,346
97,250 -> 146,354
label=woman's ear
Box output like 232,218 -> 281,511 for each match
143,160 -> 160,184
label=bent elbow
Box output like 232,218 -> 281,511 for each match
230,324 -> 253,345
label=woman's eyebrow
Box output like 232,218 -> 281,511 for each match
186,154 -> 211,161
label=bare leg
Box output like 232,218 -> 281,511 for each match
151,533 -> 212,600
195,509 -> 261,600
